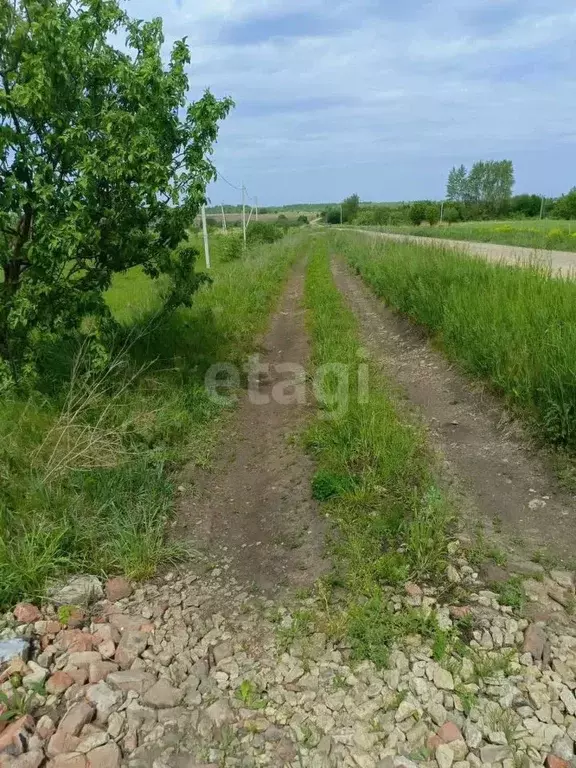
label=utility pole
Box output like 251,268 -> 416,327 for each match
255,197 -> 259,221
242,184 -> 247,248
201,204 -> 211,270
220,204 -> 227,231
540,196 -> 545,220
340,204 -> 343,225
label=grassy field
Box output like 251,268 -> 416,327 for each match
333,231 -> 576,451
377,219 -> 576,252
0,234 -> 302,608
202,211 -> 316,226
304,236 -> 453,665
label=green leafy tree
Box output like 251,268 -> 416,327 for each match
425,204 -> 440,226
464,162 -> 485,204
341,194 -> 360,223
554,188 -> 576,219
446,165 -> 467,202
510,194 -> 542,218
443,205 -> 461,223
409,202 -> 427,226
459,160 -> 514,215
0,0 -> 233,388
325,208 -> 341,224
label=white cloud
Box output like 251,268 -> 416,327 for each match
126,0 -> 576,202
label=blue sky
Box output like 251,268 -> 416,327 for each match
129,0 -> 576,205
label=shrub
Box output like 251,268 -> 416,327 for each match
325,208 -> 342,225
246,222 -> 283,245
409,202 -> 428,226
443,206 -> 460,224
426,204 -> 440,226
221,233 -> 244,262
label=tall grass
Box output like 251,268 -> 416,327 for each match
0,237 -> 301,608
335,231 -> 576,449
304,237 -> 453,665
375,219 -> 576,252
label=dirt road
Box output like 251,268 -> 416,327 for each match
347,228 -> 576,276
178,265 -> 328,594
332,257 -> 576,575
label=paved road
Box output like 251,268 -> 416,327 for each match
345,228 -> 576,277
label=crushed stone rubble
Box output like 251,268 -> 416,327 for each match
1,562 -> 576,768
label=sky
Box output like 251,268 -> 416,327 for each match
129,0 -> 576,206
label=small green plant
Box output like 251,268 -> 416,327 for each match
486,704 -> 520,744
531,549 -> 556,569
432,628 -> 451,662
0,687 -> 41,721
311,469 -> 357,501
235,680 -> 267,710
455,684 -> 478,716
221,233 -> 244,262
386,689 -> 408,712
347,595 -> 438,668
331,674 -> 349,691
275,609 -> 315,654
470,649 -> 515,681
466,529 -> 507,568
57,604 -> 77,626
493,577 -> 526,611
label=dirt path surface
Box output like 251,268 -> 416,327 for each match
7,259 -> 576,768
177,265 -> 328,595
347,228 -> 576,276
331,257 -> 576,569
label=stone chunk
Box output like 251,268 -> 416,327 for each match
107,670 -> 156,694
49,575 -> 104,607
546,757 -> 570,768
433,667 -> 455,691
67,652 -> 102,669
480,745 -> 512,763
0,715 -> 34,756
47,730 -> 81,757
105,577 -> 133,603
85,682 -> 122,724
437,722 -> 462,743
88,661 -> 118,684
47,671 -> 74,694
204,698 -> 235,728
560,687 -> 576,716
85,741 -> 121,767
13,603 -> 41,624
213,642 -> 233,664
50,754 -> 87,768
60,630 -> 94,653
523,624 -> 547,660
114,630 -> 148,669
58,702 -> 95,737
142,678 -> 184,709
436,744 -> 454,768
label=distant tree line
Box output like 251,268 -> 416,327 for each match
322,160 -> 576,228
